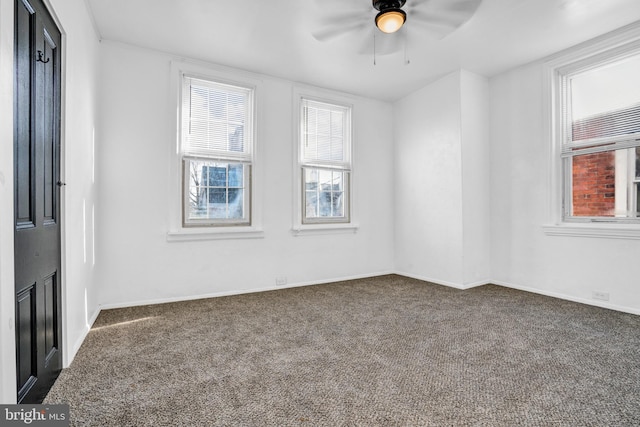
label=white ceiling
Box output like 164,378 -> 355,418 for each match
86,0 -> 640,102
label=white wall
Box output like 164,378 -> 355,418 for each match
48,0 -> 101,364
394,70 -> 490,288
0,0 -> 100,403
96,41 -> 395,307
460,70 -> 491,285
490,60 -> 640,314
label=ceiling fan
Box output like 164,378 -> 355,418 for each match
311,0 -> 482,55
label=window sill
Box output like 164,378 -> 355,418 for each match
167,227 -> 265,242
542,223 -> 640,240
292,223 -> 359,237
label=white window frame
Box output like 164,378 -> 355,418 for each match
292,86 -> 358,236
167,61 -> 264,241
543,24 -> 640,240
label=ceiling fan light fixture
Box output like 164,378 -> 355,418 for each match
375,9 -> 406,33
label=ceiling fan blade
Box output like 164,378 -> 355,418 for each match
407,0 -> 430,6
407,0 -> 481,36
410,10 -> 459,28
445,0 -> 483,12
312,20 -> 369,42
314,12 -> 370,29
405,20 -> 453,40
408,0 -> 482,24
311,0 -> 369,14
310,7 -> 370,42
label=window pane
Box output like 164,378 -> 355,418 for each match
228,124 -> 244,153
209,188 -> 226,204
319,192 -> 332,216
571,151 -> 615,217
570,148 -> 640,218
185,159 -> 249,224
228,164 -> 243,187
570,54 -> 640,142
317,134 -> 331,160
332,192 -> 344,217
636,147 -> 640,179
190,87 -> 209,119
304,169 -> 318,191
208,89 -> 227,119
209,166 -> 227,187
301,100 -> 347,163
184,77 -> 251,157
302,167 -> 347,221
190,186 -> 208,219
318,169 -> 332,191
317,109 -> 330,135
331,110 -> 343,139
228,189 -> 244,219
227,92 -> 246,123
305,191 -> 318,217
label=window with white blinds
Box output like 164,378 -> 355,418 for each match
301,99 -> 350,166
182,77 -> 253,160
559,50 -> 640,221
180,75 -> 254,226
299,98 -> 351,224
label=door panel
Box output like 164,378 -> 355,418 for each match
43,35 -> 55,223
14,1 -> 34,229
16,285 -> 36,398
43,273 -> 58,364
14,0 -> 63,404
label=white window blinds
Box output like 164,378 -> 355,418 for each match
182,76 -> 253,160
301,99 -> 350,168
563,53 -> 640,157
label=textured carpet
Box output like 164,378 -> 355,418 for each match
45,275 -> 640,426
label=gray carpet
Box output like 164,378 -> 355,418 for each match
45,275 -> 640,426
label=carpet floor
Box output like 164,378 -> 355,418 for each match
45,275 -> 640,426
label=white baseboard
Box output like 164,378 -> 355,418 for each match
65,306 -> 101,368
393,273 -> 640,316
393,271 -> 490,290
491,279 -> 640,316
92,272 -> 640,320
98,270 -> 396,311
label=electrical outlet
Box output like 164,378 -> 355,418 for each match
592,291 -> 610,301
276,277 -> 287,286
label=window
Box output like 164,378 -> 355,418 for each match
298,98 -> 352,224
180,76 -> 254,227
558,50 -> 640,222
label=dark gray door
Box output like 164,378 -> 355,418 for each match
14,0 -> 63,404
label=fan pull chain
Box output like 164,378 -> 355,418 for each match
373,32 -> 377,66
404,39 -> 410,65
